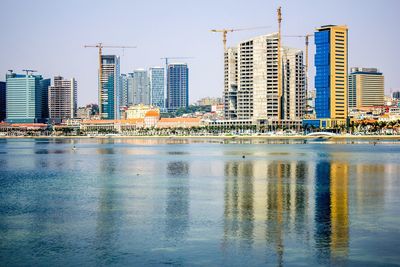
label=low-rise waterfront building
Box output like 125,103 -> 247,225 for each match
156,118 -> 201,128
125,104 -> 160,119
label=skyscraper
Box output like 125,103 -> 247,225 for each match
48,76 -> 77,121
99,55 -> 120,120
167,63 -> 189,112
224,47 -> 238,120
314,25 -> 348,125
282,47 -> 306,120
6,72 -> 50,123
149,67 -> 165,109
132,69 -> 150,105
0,81 -> 5,122
348,67 -> 384,109
127,73 -> 134,106
120,73 -> 128,107
223,33 -> 305,122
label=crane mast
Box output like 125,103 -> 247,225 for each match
84,43 -> 136,119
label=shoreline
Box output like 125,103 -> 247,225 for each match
1,134 -> 400,140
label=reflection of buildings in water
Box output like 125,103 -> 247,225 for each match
223,160 -> 312,265
354,164 -> 385,214
95,143 -> 120,263
97,138 -> 116,155
165,161 -> 190,241
224,161 -> 254,247
264,161 -> 311,265
314,161 -> 349,264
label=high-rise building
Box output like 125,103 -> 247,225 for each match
224,47 -> 238,120
99,55 -> 120,120
0,81 -> 5,122
127,73 -> 134,106
48,76 -> 77,121
132,69 -> 150,105
120,74 -> 128,107
149,67 -> 165,109
393,91 -> 400,100
223,33 -> 305,121
282,47 -> 306,120
6,72 -> 50,123
348,67 -> 384,109
167,63 -> 189,112
314,25 -> 348,124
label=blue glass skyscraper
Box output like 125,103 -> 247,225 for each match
150,67 -> 165,109
99,55 -> 120,120
5,72 -> 50,123
314,29 -> 331,119
167,63 -> 188,112
0,81 -> 5,122
314,25 -> 348,123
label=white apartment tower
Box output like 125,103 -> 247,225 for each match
224,47 -> 238,119
223,33 -> 305,121
48,76 -> 77,121
282,47 -> 306,120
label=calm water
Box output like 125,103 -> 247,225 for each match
0,138 -> 399,266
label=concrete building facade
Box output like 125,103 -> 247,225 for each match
282,47 -> 306,120
348,67 -> 384,109
48,76 -> 77,121
224,47 -> 238,119
132,69 -> 150,105
223,33 -> 305,123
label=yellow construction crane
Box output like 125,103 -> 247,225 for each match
282,34 -> 313,74
282,34 -> 314,98
210,26 -> 270,50
83,43 -> 136,118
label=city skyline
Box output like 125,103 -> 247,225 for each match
0,0 -> 399,106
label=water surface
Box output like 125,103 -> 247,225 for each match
0,138 -> 399,266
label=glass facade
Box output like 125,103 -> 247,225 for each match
127,73 -> 134,106
100,55 -> 120,120
120,74 -> 128,107
314,30 -> 331,119
132,70 -> 150,105
167,63 -> 188,112
5,73 -> 50,123
150,67 -> 165,108
0,81 -> 5,121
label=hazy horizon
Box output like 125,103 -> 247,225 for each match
1,0 -> 399,106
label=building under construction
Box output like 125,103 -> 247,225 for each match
223,33 -> 305,124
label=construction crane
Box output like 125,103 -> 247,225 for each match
277,6 -> 282,122
282,34 -> 314,97
84,43 -> 136,118
22,69 -> 37,76
282,34 -> 313,74
210,26 -> 271,50
160,57 -> 194,71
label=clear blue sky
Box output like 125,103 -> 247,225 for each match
1,0 -> 399,106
